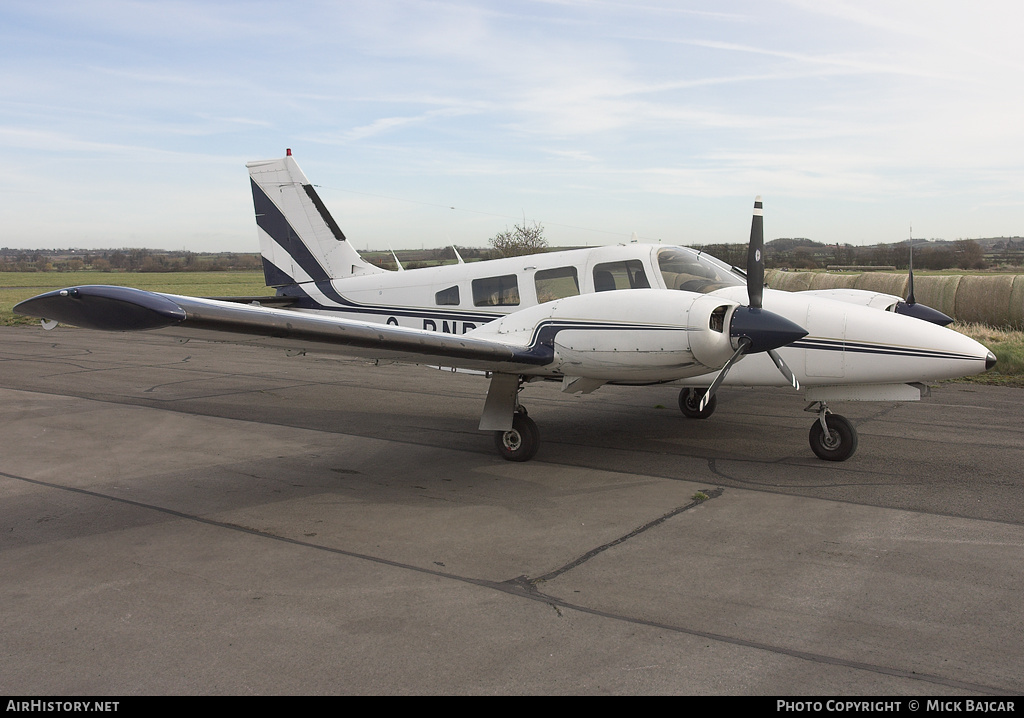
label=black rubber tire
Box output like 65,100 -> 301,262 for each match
494,413 -> 540,462
678,388 -> 716,419
808,414 -> 858,461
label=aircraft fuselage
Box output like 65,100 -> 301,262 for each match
274,242 -> 990,391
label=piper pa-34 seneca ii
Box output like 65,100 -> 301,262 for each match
16,151 -> 996,462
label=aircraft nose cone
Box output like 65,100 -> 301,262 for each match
987,351 -> 997,370
729,306 -> 808,354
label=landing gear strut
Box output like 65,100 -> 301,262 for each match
678,388 -> 716,419
807,402 -> 858,461
481,373 -> 541,462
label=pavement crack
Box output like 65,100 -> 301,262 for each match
526,488 -> 723,586
5,469 -> 1013,695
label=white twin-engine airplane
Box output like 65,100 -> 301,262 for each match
16,151 -> 996,463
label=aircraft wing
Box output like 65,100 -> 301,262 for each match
13,285 -> 551,374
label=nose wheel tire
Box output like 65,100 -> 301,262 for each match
679,388 -> 716,419
495,413 -> 540,462
808,414 -> 858,461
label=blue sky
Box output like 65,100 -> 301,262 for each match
2,0 -> 1022,251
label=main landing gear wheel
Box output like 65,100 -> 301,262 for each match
678,388 -> 716,419
808,414 -> 858,461
494,411 -> 540,462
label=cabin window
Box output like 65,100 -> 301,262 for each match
534,267 -> 579,303
593,260 -> 650,292
472,274 -> 520,306
435,285 -> 460,306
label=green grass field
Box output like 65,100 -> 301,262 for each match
952,323 -> 1024,386
1,271 -> 269,326
4,271 -> 1021,385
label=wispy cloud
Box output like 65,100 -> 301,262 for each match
0,0 -> 1021,249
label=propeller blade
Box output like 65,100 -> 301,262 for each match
907,241 -> 916,305
699,338 -> 750,411
896,240 -> 953,325
747,196 -> 764,310
767,348 -> 800,389
698,194 -> 805,410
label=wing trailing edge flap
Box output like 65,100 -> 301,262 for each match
14,285 -> 549,374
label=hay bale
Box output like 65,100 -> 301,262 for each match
806,273 -> 859,290
767,270 -> 1024,327
912,275 -> 960,319
1010,276 -> 1024,329
765,270 -> 814,291
853,273 -> 908,296
955,275 -> 1015,327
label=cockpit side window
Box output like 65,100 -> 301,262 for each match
593,260 -> 650,292
657,247 -> 743,294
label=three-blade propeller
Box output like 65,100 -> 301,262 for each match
698,197 -> 806,411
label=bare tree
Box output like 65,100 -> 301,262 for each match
953,239 -> 986,270
489,222 -> 548,258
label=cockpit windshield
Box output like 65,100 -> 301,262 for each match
657,247 -> 745,294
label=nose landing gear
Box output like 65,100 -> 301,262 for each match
678,387 -> 717,419
807,402 -> 858,461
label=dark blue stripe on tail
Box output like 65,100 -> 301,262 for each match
303,184 -> 346,241
251,179 -> 331,285
261,257 -> 297,288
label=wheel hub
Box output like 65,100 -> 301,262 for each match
821,430 -> 840,450
502,429 -> 522,451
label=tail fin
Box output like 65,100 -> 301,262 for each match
247,150 -> 384,288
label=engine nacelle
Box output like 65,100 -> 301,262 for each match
471,290 -> 741,381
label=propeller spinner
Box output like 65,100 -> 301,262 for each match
699,197 -> 806,410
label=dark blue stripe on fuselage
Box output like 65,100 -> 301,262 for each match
792,337 -> 981,361
273,277 -> 503,325
267,266 -> 496,323
261,277 -> 691,361
509,320 -> 692,364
